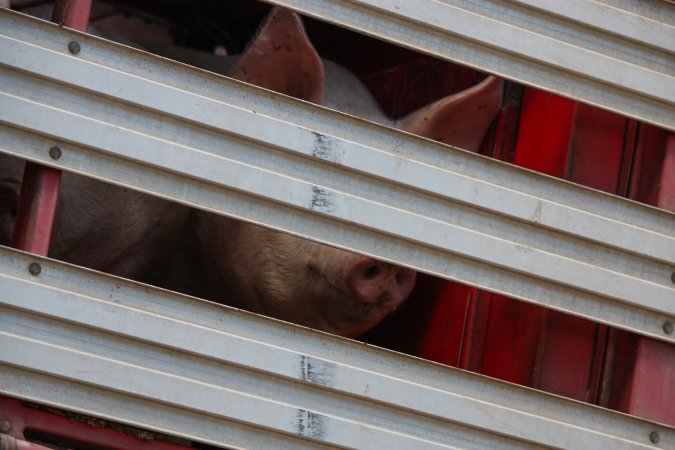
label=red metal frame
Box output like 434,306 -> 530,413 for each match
12,0 -> 92,256
51,0 -> 92,30
11,164 -> 61,255
0,396 -> 191,450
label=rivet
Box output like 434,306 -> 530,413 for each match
649,431 -> 660,444
664,321 -> 673,335
0,420 -> 10,433
68,40 -> 80,54
28,262 -> 41,276
49,145 -> 62,160
671,272 -> 675,284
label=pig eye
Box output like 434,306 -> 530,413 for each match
364,265 -> 380,279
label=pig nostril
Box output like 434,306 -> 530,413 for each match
395,269 -> 416,288
364,265 -> 380,279
396,270 -> 413,286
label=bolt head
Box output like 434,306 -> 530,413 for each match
28,262 -> 41,276
0,420 -> 10,433
664,321 -> 673,335
68,40 -> 81,54
49,145 -> 62,160
649,431 -> 660,444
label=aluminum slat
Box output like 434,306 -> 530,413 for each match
1,247 -> 672,449
266,0 -> 675,131
0,10 -> 674,343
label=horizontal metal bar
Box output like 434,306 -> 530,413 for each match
0,10 -> 674,342
1,247 -> 672,449
595,0 -> 675,27
266,0 -> 675,131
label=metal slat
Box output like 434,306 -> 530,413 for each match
0,10 -> 674,343
266,0 -> 675,131
1,246 -> 672,449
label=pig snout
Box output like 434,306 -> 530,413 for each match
347,257 -> 416,309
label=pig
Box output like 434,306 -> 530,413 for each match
0,153 -> 190,281
0,4 -> 501,337
154,7 -> 503,337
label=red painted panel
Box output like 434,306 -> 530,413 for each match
607,333 -> 675,425
465,294 -> 546,386
510,99 -> 675,420
606,126 -> 675,426
567,104 -> 627,192
362,274 -> 473,367
629,124 -> 670,204
534,311 -> 607,402
365,76 -> 674,420
655,133 -> 675,210
527,103 -> 628,402
625,339 -> 675,424
414,282 -> 474,366
466,89 -> 613,401
512,89 -> 577,177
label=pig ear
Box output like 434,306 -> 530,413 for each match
233,7 -> 324,104
396,76 -> 503,152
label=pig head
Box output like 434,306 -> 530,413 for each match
158,7 -> 503,338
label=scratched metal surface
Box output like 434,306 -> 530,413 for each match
0,9 -> 674,343
1,246 -> 673,449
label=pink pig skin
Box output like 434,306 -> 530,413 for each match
157,8 -> 502,337
0,6 -> 501,337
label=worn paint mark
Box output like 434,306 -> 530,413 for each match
393,147 -> 406,172
295,409 -> 327,439
531,201 -> 542,224
310,186 -> 335,214
515,243 -> 532,254
312,132 -> 339,163
299,355 -> 337,387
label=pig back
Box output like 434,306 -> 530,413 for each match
48,172 -> 189,282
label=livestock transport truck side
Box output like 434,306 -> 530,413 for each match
0,0 -> 674,449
